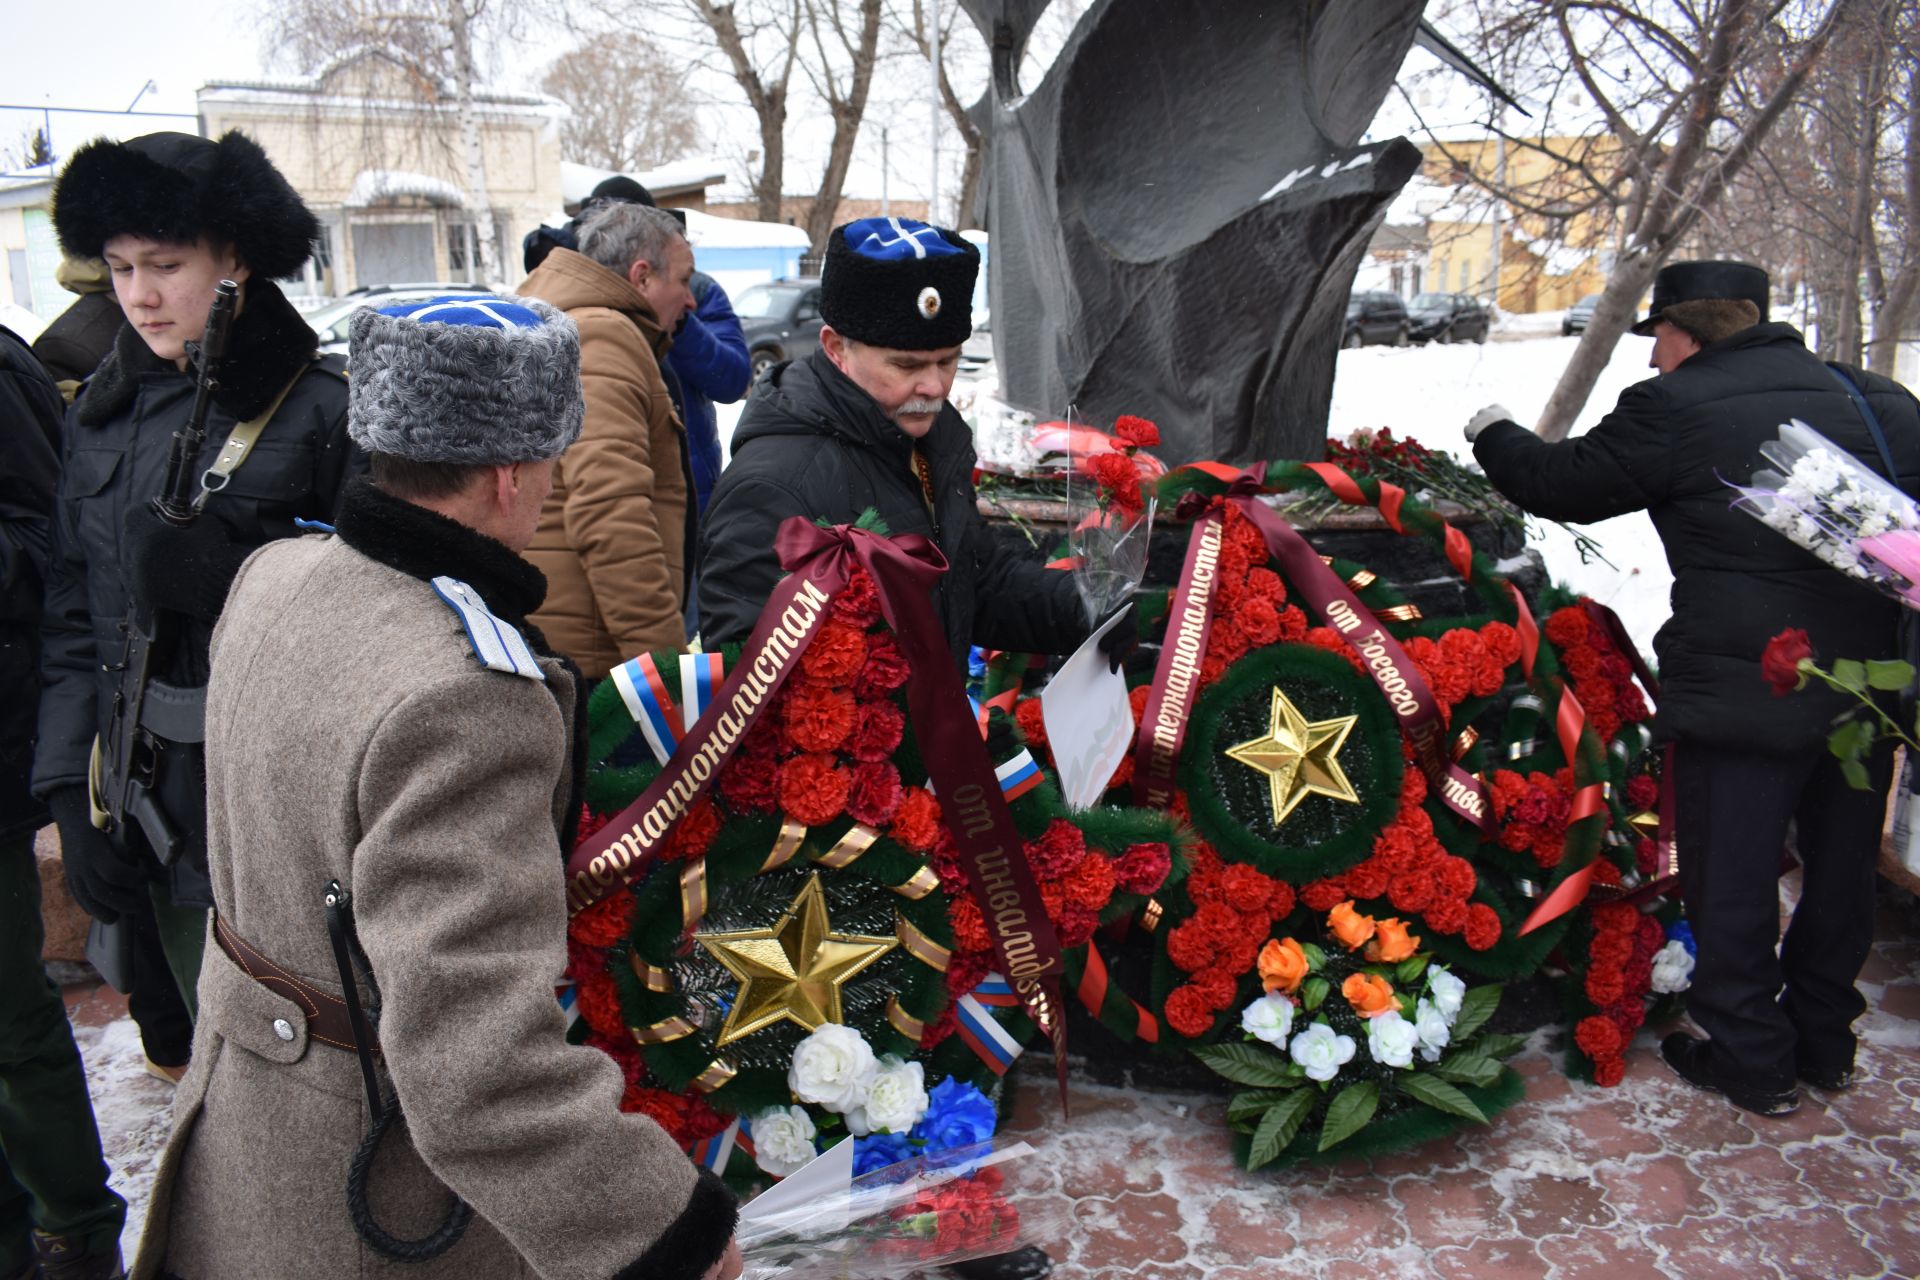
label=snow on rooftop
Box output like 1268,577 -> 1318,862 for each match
683,208 -> 811,250
346,169 -> 466,208
561,159 -> 729,205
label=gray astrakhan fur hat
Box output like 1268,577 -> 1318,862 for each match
348,295 -> 584,465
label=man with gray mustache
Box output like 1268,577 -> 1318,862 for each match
698,218 -> 1099,681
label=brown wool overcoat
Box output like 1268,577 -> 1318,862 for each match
519,248 -> 690,675
133,529 -> 722,1279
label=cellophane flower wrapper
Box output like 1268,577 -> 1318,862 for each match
1067,435 -> 1156,627
737,1140 -> 1059,1280
1728,418 -> 1920,609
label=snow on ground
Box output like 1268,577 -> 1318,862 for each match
72,1014 -> 175,1261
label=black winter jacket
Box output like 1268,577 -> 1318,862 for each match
32,282 -> 361,894
1,327 -> 62,842
1474,322 -> 1920,752
698,351 -> 1088,664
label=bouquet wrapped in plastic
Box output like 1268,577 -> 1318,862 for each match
1066,415 -> 1161,626
737,1139 -> 1061,1280
1728,418 -> 1920,609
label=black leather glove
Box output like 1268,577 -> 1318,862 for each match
1096,604 -> 1139,674
123,503 -> 252,623
47,786 -> 150,924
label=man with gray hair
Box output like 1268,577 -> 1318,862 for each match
132,294 -> 741,1278
519,201 -> 698,674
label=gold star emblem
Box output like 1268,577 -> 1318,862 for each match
1225,688 -> 1360,826
694,872 -> 897,1046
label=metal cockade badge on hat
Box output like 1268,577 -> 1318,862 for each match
917,286 -> 942,320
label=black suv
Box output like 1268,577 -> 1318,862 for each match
1343,291 -> 1411,347
1407,292 -> 1490,344
736,277 -> 825,380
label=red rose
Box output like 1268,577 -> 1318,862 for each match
1164,984 -> 1217,1038
853,634 -> 912,700
889,787 -> 941,851
784,682 -> 856,753
1463,903 -> 1502,950
849,700 -> 906,762
801,621 -> 869,684
569,891 -> 635,948
1113,842 -> 1172,895
1761,628 -> 1813,696
847,759 -> 904,827
781,753 -> 850,826
1111,414 -> 1161,449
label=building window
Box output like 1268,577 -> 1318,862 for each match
1459,259 -> 1472,291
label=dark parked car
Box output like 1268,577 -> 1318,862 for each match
1407,292 -> 1489,344
1563,293 -> 1601,335
736,277 -> 824,380
1343,291 -> 1410,348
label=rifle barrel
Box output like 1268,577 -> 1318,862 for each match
154,278 -> 240,526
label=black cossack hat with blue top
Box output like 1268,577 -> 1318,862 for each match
819,218 -> 979,351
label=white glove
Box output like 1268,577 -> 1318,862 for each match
1464,404 -> 1515,442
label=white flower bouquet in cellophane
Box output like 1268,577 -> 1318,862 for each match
1729,418 -> 1920,609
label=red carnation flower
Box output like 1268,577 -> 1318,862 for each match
1422,896 -> 1469,934
1245,567 -> 1286,605
945,946 -> 991,997
1058,902 -> 1101,947
1300,878 -> 1347,913
919,1004 -> 960,1050
719,747 -> 781,813
1344,857 -> 1391,902
889,787 -> 941,851
1220,863 -> 1277,914
1265,878 -> 1296,920
1164,984 -> 1217,1038
853,632 -> 912,699
666,797 -> 722,861
1235,598 -> 1282,647
831,569 -> 882,628
1195,968 -> 1240,1011
1625,775 -> 1659,811
847,759 -> 905,827
1113,842 -> 1172,895
1086,452 -> 1145,512
574,967 -> 626,1040
781,753 -> 850,826
569,891 -> 634,948
1463,902 -> 1502,950
848,700 -> 906,762
949,896 -> 991,953
784,682 -> 856,754
1025,820 -> 1088,880
801,621 -> 870,685
1593,1056 -> 1627,1087
1065,852 -> 1119,911
1013,697 -> 1048,747
1574,1014 -> 1623,1060
1544,608 -> 1589,648
1111,414 -> 1161,449
1761,628 -> 1813,697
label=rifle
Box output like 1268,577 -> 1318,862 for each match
89,280 -> 239,862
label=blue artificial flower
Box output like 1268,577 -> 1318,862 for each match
910,1077 -> 996,1152
1667,920 -> 1696,957
852,1132 -> 913,1177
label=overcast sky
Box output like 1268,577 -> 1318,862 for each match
5,5 -> 1482,215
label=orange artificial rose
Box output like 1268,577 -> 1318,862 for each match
1364,917 -> 1421,964
1342,972 -> 1396,1018
1328,901 -> 1377,951
1257,937 -> 1309,994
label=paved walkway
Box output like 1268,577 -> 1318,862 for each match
68,887 -> 1919,1278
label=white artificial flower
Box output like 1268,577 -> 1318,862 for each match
1289,1022 -> 1357,1083
1426,965 -> 1467,1024
1239,992 -> 1296,1046
844,1056 -> 928,1136
788,1023 -> 878,1114
1413,999 -> 1452,1063
1366,1009 -> 1419,1069
1649,940 -> 1696,994
753,1105 -> 818,1177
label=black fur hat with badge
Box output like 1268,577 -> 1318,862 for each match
52,131 -> 321,281
819,217 -> 979,351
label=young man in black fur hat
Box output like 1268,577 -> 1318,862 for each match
33,132 -> 362,1114
1462,259 -> 1920,1118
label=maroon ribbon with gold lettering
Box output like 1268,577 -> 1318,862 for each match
1131,515 -> 1227,807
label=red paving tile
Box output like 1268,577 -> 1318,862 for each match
66,888 -> 1920,1278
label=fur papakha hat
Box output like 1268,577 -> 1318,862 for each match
52,131 -> 320,280
348,296 -> 585,466
820,217 -> 978,350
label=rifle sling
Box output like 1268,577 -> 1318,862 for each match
137,679 -> 207,745
192,361 -> 309,513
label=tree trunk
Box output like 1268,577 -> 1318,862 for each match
1535,250 -> 1662,441
447,0 -> 500,284
1868,48 -> 1920,374
802,0 -> 883,252
700,1 -> 793,224
1832,32 -> 1888,364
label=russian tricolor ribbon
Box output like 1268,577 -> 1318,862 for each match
611,654 -> 680,766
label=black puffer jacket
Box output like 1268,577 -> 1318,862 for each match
1,327 -> 62,842
1474,322 -> 1920,752
698,351 -> 1088,664
33,282 -> 360,893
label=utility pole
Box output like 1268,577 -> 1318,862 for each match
929,0 -> 941,223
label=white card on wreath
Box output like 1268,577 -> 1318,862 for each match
1042,609 -> 1136,811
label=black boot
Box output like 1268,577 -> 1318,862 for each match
947,1246 -> 1054,1279
29,1231 -> 125,1280
1660,1032 -> 1799,1117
